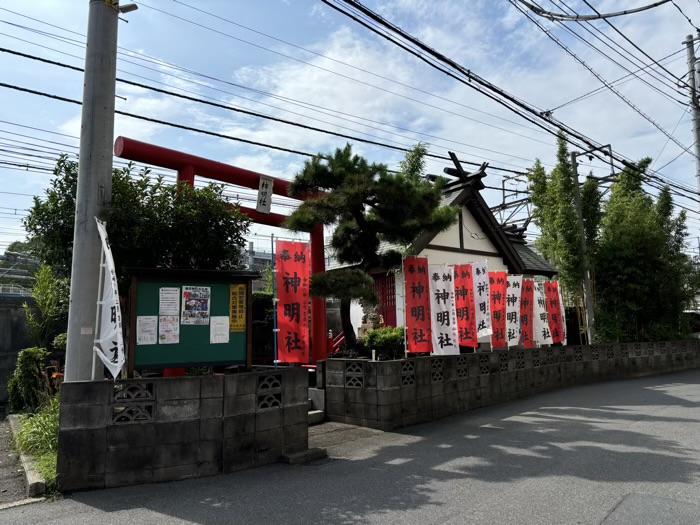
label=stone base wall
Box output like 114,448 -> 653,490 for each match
0,296 -> 34,404
57,368 -> 308,491
323,341 -> 700,431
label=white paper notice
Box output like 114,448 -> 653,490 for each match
210,316 -> 230,344
159,315 -> 180,344
159,287 -> 180,316
136,316 -> 157,345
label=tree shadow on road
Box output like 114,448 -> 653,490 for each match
69,371 -> 700,525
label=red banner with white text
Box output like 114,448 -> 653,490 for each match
489,272 -> 507,348
454,264 -> 478,348
545,280 -> 564,344
276,241 -> 311,363
404,257 -> 432,353
520,279 -> 535,349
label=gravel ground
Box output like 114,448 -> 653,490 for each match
0,413 -> 26,505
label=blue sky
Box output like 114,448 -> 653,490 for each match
2,0 -> 700,255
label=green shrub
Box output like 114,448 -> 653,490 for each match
52,333 -> 67,354
15,395 -> 60,494
7,347 -> 50,413
365,327 -> 406,360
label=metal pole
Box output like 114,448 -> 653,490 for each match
271,234 -> 278,369
571,152 -> 595,343
91,248 -> 106,381
65,0 -> 119,382
685,34 -> 700,210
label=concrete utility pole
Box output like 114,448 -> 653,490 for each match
64,0 -> 120,382
570,152 -> 595,344
685,34 -> 700,209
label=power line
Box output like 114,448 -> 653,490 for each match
515,0 -> 673,21
0,47 -> 541,173
511,0 -> 698,162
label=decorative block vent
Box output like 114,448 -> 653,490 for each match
621,346 -> 629,359
659,342 -> 666,355
112,404 -> 153,424
457,356 -> 468,379
546,347 -> 554,365
607,346 -> 615,360
479,354 -> 490,375
574,348 -> 583,362
345,362 -> 364,388
112,382 -> 154,425
401,360 -> 415,386
516,360 -> 525,370
258,393 -> 282,410
431,358 -> 444,383
257,372 -> 283,410
113,382 -> 153,402
591,349 -> 599,361
258,374 -> 282,391
499,352 -> 509,373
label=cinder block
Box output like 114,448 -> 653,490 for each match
345,402 -> 365,419
325,386 -> 344,401
255,427 -> 284,451
198,461 -> 222,477
200,418 -> 222,441
224,394 -> 256,417
378,403 -> 400,421
104,469 -> 153,488
431,382 -> 444,396
365,403 -> 378,421
155,377 -> 200,400
256,408 -> 283,432
416,384 -> 431,399
325,400 -> 345,416
377,361 -> 401,376
198,440 -> 222,463
156,399 -> 199,422
106,446 -> 154,473
223,413 -> 256,438
223,454 -> 255,473
223,434 -> 255,460
363,389 -> 377,405
344,388 -> 366,404
377,389 -> 401,406
61,381 -> 112,406
60,403 -> 110,430
107,424 -> 155,449
57,428 -> 106,478
325,359 -> 344,374
224,373 -> 256,397
154,442 -> 198,468
401,401 -> 417,417
401,385 -> 417,402
363,362 -> 378,388
153,464 -> 198,483
284,385 -> 309,406
284,422 -> 308,446
201,375 -> 224,398
200,398 -> 223,419
377,375 -> 400,389
284,405 -> 308,426
155,420 -> 199,444
255,447 -> 283,466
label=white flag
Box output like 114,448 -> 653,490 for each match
473,260 -> 492,338
506,275 -> 523,348
535,280 -> 553,345
94,218 -> 125,378
429,264 -> 459,355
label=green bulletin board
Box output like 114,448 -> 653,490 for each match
129,270 -> 257,371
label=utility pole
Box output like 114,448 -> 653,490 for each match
684,34 -> 700,209
570,152 -> 595,344
64,0 -> 120,382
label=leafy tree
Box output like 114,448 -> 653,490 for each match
24,155 -> 251,285
595,160 -> 698,341
285,143 -> 458,348
23,265 -> 70,350
527,132 -> 584,293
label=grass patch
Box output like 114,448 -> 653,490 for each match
15,395 -> 61,496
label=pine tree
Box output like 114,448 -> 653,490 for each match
286,143 -> 458,348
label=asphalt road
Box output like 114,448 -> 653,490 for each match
2,370 -> 699,525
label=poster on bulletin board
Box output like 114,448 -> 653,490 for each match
229,284 -> 247,332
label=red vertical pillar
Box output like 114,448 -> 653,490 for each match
178,164 -> 195,186
310,224 -> 327,364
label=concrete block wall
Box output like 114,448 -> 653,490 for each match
323,340 -> 700,431
57,368 -> 309,491
0,296 -> 34,403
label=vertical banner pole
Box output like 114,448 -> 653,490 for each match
402,256 -> 408,359
91,248 -> 106,381
271,234 -> 278,369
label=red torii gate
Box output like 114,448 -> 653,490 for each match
114,136 -> 328,362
